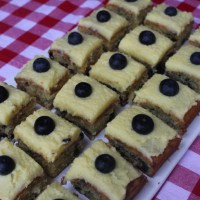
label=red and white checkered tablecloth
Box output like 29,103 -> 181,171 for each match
0,0 -> 200,199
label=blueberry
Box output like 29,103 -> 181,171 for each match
125,0 -> 137,2
109,53 -> 127,70
96,10 -> 111,23
75,82 -> 92,98
33,58 -> 50,73
0,155 -> 16,176
159,78 -> 179,96
95,154 -> 116,173
68,32 -> 83,45
132,114 -> 154,135
139,30 -> 156,45
34,116 -> 55,136
164,6 -> 177,17
190,52 -> 200,65
54,199 -> 65,200
0,86 -> 9,103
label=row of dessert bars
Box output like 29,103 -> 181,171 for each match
1,0 -> 200,200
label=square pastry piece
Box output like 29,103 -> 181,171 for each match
49,31 -> 103,74
64,140 -> 147,200
105,105 -> 181,176
189,27 -> 200,48
0,82 -> 35,136
53,74 -> 119,140
134,74 -> 200,134
15,56 -> 69,109
165,44 -> 200,93
144,3 -> 193,48
0,138 -> 48,200
90,52 -> 148,105
119,25 -> 174,72
36,182 -> 79,200
106,0 -> 152,28
14,108 -> 83,178
78,8 -> 129,50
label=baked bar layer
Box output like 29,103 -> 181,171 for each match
189,27 -> 200,48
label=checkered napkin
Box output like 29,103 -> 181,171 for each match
0,0 -> 200,200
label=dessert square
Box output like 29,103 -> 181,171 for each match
165,44 -> 200,93
118,25 -> 174,72
0,138 -> 48,200
134,74 -> 200,134
78,8 -> 129,50
89,51 -> 148,105
14,108 -> 83,178
0,82 -> 35,136
53,74 -> 119,140
49,31 -> 103,74
105,105 -> 181,176
36,182 -> 79,200
15,56 -> 69,109
144,3 -> 193,48
189,27 -> 200,48
106,0 -> 152,29
64,140 -> 147,200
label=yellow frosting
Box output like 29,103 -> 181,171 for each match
189,27 -> 200,44
53,74 -> 118,123
0,82 -> 31,125
36,182 -> 79,200
90,51 -> 146,93
65,140 -> 141,200
78,8 -> 128,41
145,3 -> 193,36
119,25 -> 174,67
108,0 -> 152,15
15,56 -> 69,92
106,105 -> 178,160
166,44 -> 200,80
134,74 -> 200,120
50,31 -> 102,69
0,139 -> 43,200
14,108 -> 81,163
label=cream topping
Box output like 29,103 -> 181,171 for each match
0,139 -> 43,200
189,27 -> 200,44
14,108 -> 81,163
134,74 -> 200,120
53,74 -> 118,123
119,25 -> 174,67
65,140 -> 141,200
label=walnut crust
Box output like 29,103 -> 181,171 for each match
134,100 -> 200,135
70,175 -> 147,200
15,72 -> 69,109
55,100 -> 119,140
48,45 -> 103,74
189,40 -> 200,48
16,133 -> 84,178
0,97 -> 36,135
15,175 -> 49,200
166,70 -> 200,94
144,20 -> 193,48
78,25 -> 128,51
106,136 -> 181,176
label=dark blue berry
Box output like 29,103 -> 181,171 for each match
54,199 -> 65,200
96,10 -> 111,23
0,155 -> 15,176
34,116 -> 55,136
190,52 -> 200,65
0,86 -> 9,103
68,32 -> 83,45
109,53 -> 127,70
95,154 -> 116,173
164,6 -> 177,17
33,58 -> 50,73
139,30 -> 156,45
132,114 -> 154,135
159,78 -> 179,96
75,82 -> 92,98
125,0 -> 137,2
